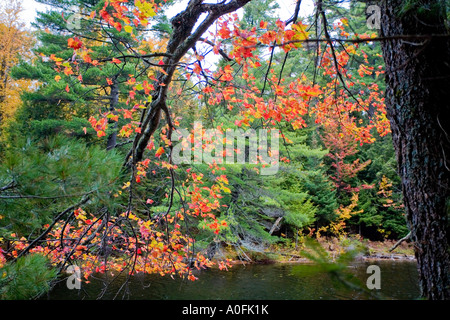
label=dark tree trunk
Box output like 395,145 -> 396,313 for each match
106,82 -> 119,151
380,0 -> 450,299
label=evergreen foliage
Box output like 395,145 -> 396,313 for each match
0,254 -> 57,300
0,136 -> 123,237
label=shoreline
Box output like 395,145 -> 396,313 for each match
213,237 -> 417,266
224,253 -> 416,265
220,254 -> 416,269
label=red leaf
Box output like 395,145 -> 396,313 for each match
68,37 -> 82,50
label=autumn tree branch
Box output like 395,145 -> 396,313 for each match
14,194 -> 91,261
198,37 -> 232,61
125,0 -> 252,167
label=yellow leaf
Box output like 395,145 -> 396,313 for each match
122,181 -> 131,189
124,25 -> 133,34
135,0 -> 156,18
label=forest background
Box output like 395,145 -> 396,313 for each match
0,0 -> 424,300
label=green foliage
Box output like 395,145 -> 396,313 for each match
285,129 -> 339,227
10,0 -> 148,145
24,117 -> 93,139
192,134 -> 322,247
241,0 -> 280,28
0,254 -> 57,300
293,238 -> 374,295
0,135 -> 123,236
298,238 -> 360,271
351,133 -> 408,239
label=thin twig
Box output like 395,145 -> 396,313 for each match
14,194 -> 91,260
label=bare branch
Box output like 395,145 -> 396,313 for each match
14,194 -> 91,260
198,37 -> 232,61
389,232 -> 412,252
0,181 -> 16,193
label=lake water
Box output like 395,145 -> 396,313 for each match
43,260 -> 420,300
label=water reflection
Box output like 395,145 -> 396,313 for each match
44,260 -> 420,300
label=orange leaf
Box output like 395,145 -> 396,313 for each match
63,67 -> 73,75
193,63 -> 201,75
155,147 -> 165,158
68,37 -> 82,50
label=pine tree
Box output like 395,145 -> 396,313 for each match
10,0 -> 170,147
0,254 -> 57,300
0,135 -> 123,237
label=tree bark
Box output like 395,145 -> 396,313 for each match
106,81 -> 119,151
380,0 -> 450,299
